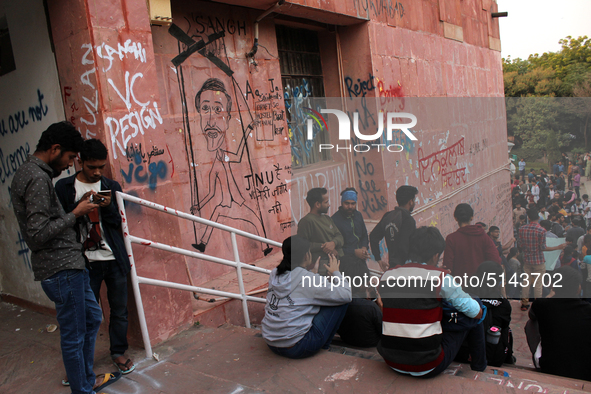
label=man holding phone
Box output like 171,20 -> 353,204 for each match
56,139 -> 134,376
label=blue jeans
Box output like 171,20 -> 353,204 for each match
88,260 -> 129,358
41,269 -> 102,394
267,304 -> 348,359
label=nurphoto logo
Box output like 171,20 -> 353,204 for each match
306,109 -> 418,153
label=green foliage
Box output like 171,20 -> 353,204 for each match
503,36 -> 591,154
503,36 -> 591,98
510,147 -> 544,162
572,147 -> 587,155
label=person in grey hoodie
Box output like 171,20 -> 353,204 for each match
262,235 -> 352,358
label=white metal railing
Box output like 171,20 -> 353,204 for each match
116,191 -> 282,358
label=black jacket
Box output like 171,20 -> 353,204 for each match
369,207 -> 416,268
55,173 -> 130,274
331,208 -> 369,256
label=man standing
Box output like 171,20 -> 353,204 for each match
513,202 -> 526,223
443,203 -> 501,277
55,139 -> 134,375
297,187 -> 344,274
331,187 -> 370,275
370,185 -> 418,271
519,208 -> 565,311
573,169 -> 581,199
583,194 -> 591,229
11,122 -> 120,393
519,159 -> 526,179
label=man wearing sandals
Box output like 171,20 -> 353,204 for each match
11,122 -> 121,394
56,139 -> 135,377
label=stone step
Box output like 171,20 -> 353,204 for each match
327,340 -> 591,393
445,363 -> 591,393
190,251 -> 281,327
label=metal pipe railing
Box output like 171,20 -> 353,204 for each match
116,191 -> 279,358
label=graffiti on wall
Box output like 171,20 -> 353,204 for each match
168,20 -> 278,254
246,79 -> 285,141
120,143 -> 172,190
105,70 -> 163,160
343,72 -> 411,219
69,41 -> 162,159
352,0 -> 405,19
0,90 -> 49,197
417,137 -> 467,188
0,89 -> 48,138
15,231 -> 31,271
284,79 -> 327,167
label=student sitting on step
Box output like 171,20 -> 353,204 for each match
262,235 -> 351,359
526,265 -> 591,381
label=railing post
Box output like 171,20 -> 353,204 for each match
231,232 -> 251,328
116,191 -> 153,358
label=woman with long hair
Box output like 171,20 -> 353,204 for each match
262,235 -> 351,359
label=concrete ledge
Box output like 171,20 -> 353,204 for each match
443,22 -> 463,42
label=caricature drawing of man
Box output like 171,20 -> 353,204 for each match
191,78 -> 271,255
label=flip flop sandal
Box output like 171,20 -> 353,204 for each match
94,372 -> 122,392
114,358 -> 136,374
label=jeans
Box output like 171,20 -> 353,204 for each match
88,260 -> 129,358
267,304 -> 348,359
421,322 -> 487,378
41,269 -> 102,394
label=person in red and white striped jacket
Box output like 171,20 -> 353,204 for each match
377,226 -> 486,377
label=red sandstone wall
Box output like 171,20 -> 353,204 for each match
42,0 -> 510,344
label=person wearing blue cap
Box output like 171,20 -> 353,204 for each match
332,187 -> 370,276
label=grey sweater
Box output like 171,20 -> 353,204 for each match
262,267 -> 351,347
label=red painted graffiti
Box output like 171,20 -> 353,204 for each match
417,137 -> 466,188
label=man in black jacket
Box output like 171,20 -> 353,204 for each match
55,139 -> 134,375
527,266 -> 591,381
370,185 -> 418,270
332,187 -> 370,276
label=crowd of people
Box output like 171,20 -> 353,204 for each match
262,158 -> 591,381
262,184 -> 516,378
12,120 -> 591,392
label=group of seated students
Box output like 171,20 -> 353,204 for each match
261,185 -> 528,378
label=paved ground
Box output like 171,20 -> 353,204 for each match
2,299 -> 590,394
3,178 -> 591,393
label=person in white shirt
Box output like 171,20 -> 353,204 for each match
531,182 -> 540,203
583,194 -> 591,229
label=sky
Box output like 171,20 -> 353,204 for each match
496,0 -> 591,60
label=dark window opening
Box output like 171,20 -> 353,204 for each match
0,14 -> 16,76
277,24 -> 330,168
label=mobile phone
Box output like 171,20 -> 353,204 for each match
98,190 -> 111,196
89,194 -> 105,204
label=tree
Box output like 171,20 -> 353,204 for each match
504,36 -> 591,156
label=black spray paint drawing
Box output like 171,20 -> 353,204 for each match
168,22 -> 272,256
